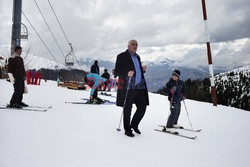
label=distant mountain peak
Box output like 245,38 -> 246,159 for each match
23,54 -> 65,70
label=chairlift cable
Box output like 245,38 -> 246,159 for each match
34,0 -> 65,60
22,11 -> 61,67
47,0 -> 70,44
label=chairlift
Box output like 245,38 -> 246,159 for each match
20,23 -> 28,40
65,43 -> 74,66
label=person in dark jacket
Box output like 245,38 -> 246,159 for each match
115,39 -> 149,137
101,69 -> 110,91
7,46 -> 28,108
90,60 -> 100,75
165,70 -> 186,133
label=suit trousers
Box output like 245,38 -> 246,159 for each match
123,88 -> 147,132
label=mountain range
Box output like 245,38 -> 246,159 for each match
0,53 -> 233,92
78,57 -> 227,91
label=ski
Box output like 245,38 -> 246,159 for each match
80,98 -> 116,104
65,100 -> 115,105
159,125 -> 201,133
26,105 -> 52,109
0,104 -> 52,109
100,92 -> 116,98
0,106 -> 48,112
154,129 -> 197,140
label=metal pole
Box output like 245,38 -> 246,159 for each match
201,0 -> 217,106
10,0 -> 22,55
183,100 -> 194,130
116,77 -> 131,132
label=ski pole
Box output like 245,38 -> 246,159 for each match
169,86 -> 176,109
182,100 -> 194,130
116,77 -> 131,131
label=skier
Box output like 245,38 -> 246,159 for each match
164,70 -> 186,133
7,46 -> 28,108
90,60 -> 100,75
101,69 -> 110,91
84,73 -> 108,104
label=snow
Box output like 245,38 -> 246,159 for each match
0,79 -> 250,167
23,54 -> 65,70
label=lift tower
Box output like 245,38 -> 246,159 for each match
10,0 -> 22,55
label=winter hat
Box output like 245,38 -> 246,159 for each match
172,70 -> 180,78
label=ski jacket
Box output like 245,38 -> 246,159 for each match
90,63 -> 100,75
165,78 -> 186,103
101,72 -> 110,80
86,73 -> 107,96
8,53 -> 26,78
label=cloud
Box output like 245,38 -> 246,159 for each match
0,0 -> 249,68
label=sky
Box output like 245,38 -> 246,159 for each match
0,0 -> 250,69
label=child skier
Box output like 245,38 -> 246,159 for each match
84,73 -> 108,104
164,70 -> 186,133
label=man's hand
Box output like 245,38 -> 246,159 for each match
8,73 -> 15,85
90,96 -> 94,100
170,86 -> 176,94
142,65 -> 147,72
181,93 -> 186,100
128,71 -> 134,78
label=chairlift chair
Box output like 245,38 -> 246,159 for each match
20,23 -> 28,40
65,43 -> 74,66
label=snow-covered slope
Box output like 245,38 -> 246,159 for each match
23,54 -> 65,70
215,65 -> 250,110
0,79 -> 250,167
215,65 -> 250,81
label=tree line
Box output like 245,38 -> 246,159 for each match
156,71 -> 250,111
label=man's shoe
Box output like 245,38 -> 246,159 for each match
19,102 -> 29,107
7,103 -> 23,109
173,124 -> 183,129
125,131 -> 135,137
163,127 -> 178,134
132,127 -> 141,134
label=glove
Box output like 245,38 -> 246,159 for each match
8,73 -> 15,85
170,86 -> 176,94
24,81 -> 28,94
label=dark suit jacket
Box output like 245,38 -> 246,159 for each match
114,49 -> 149,107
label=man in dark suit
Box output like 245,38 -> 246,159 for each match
115,40 -> 149,137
